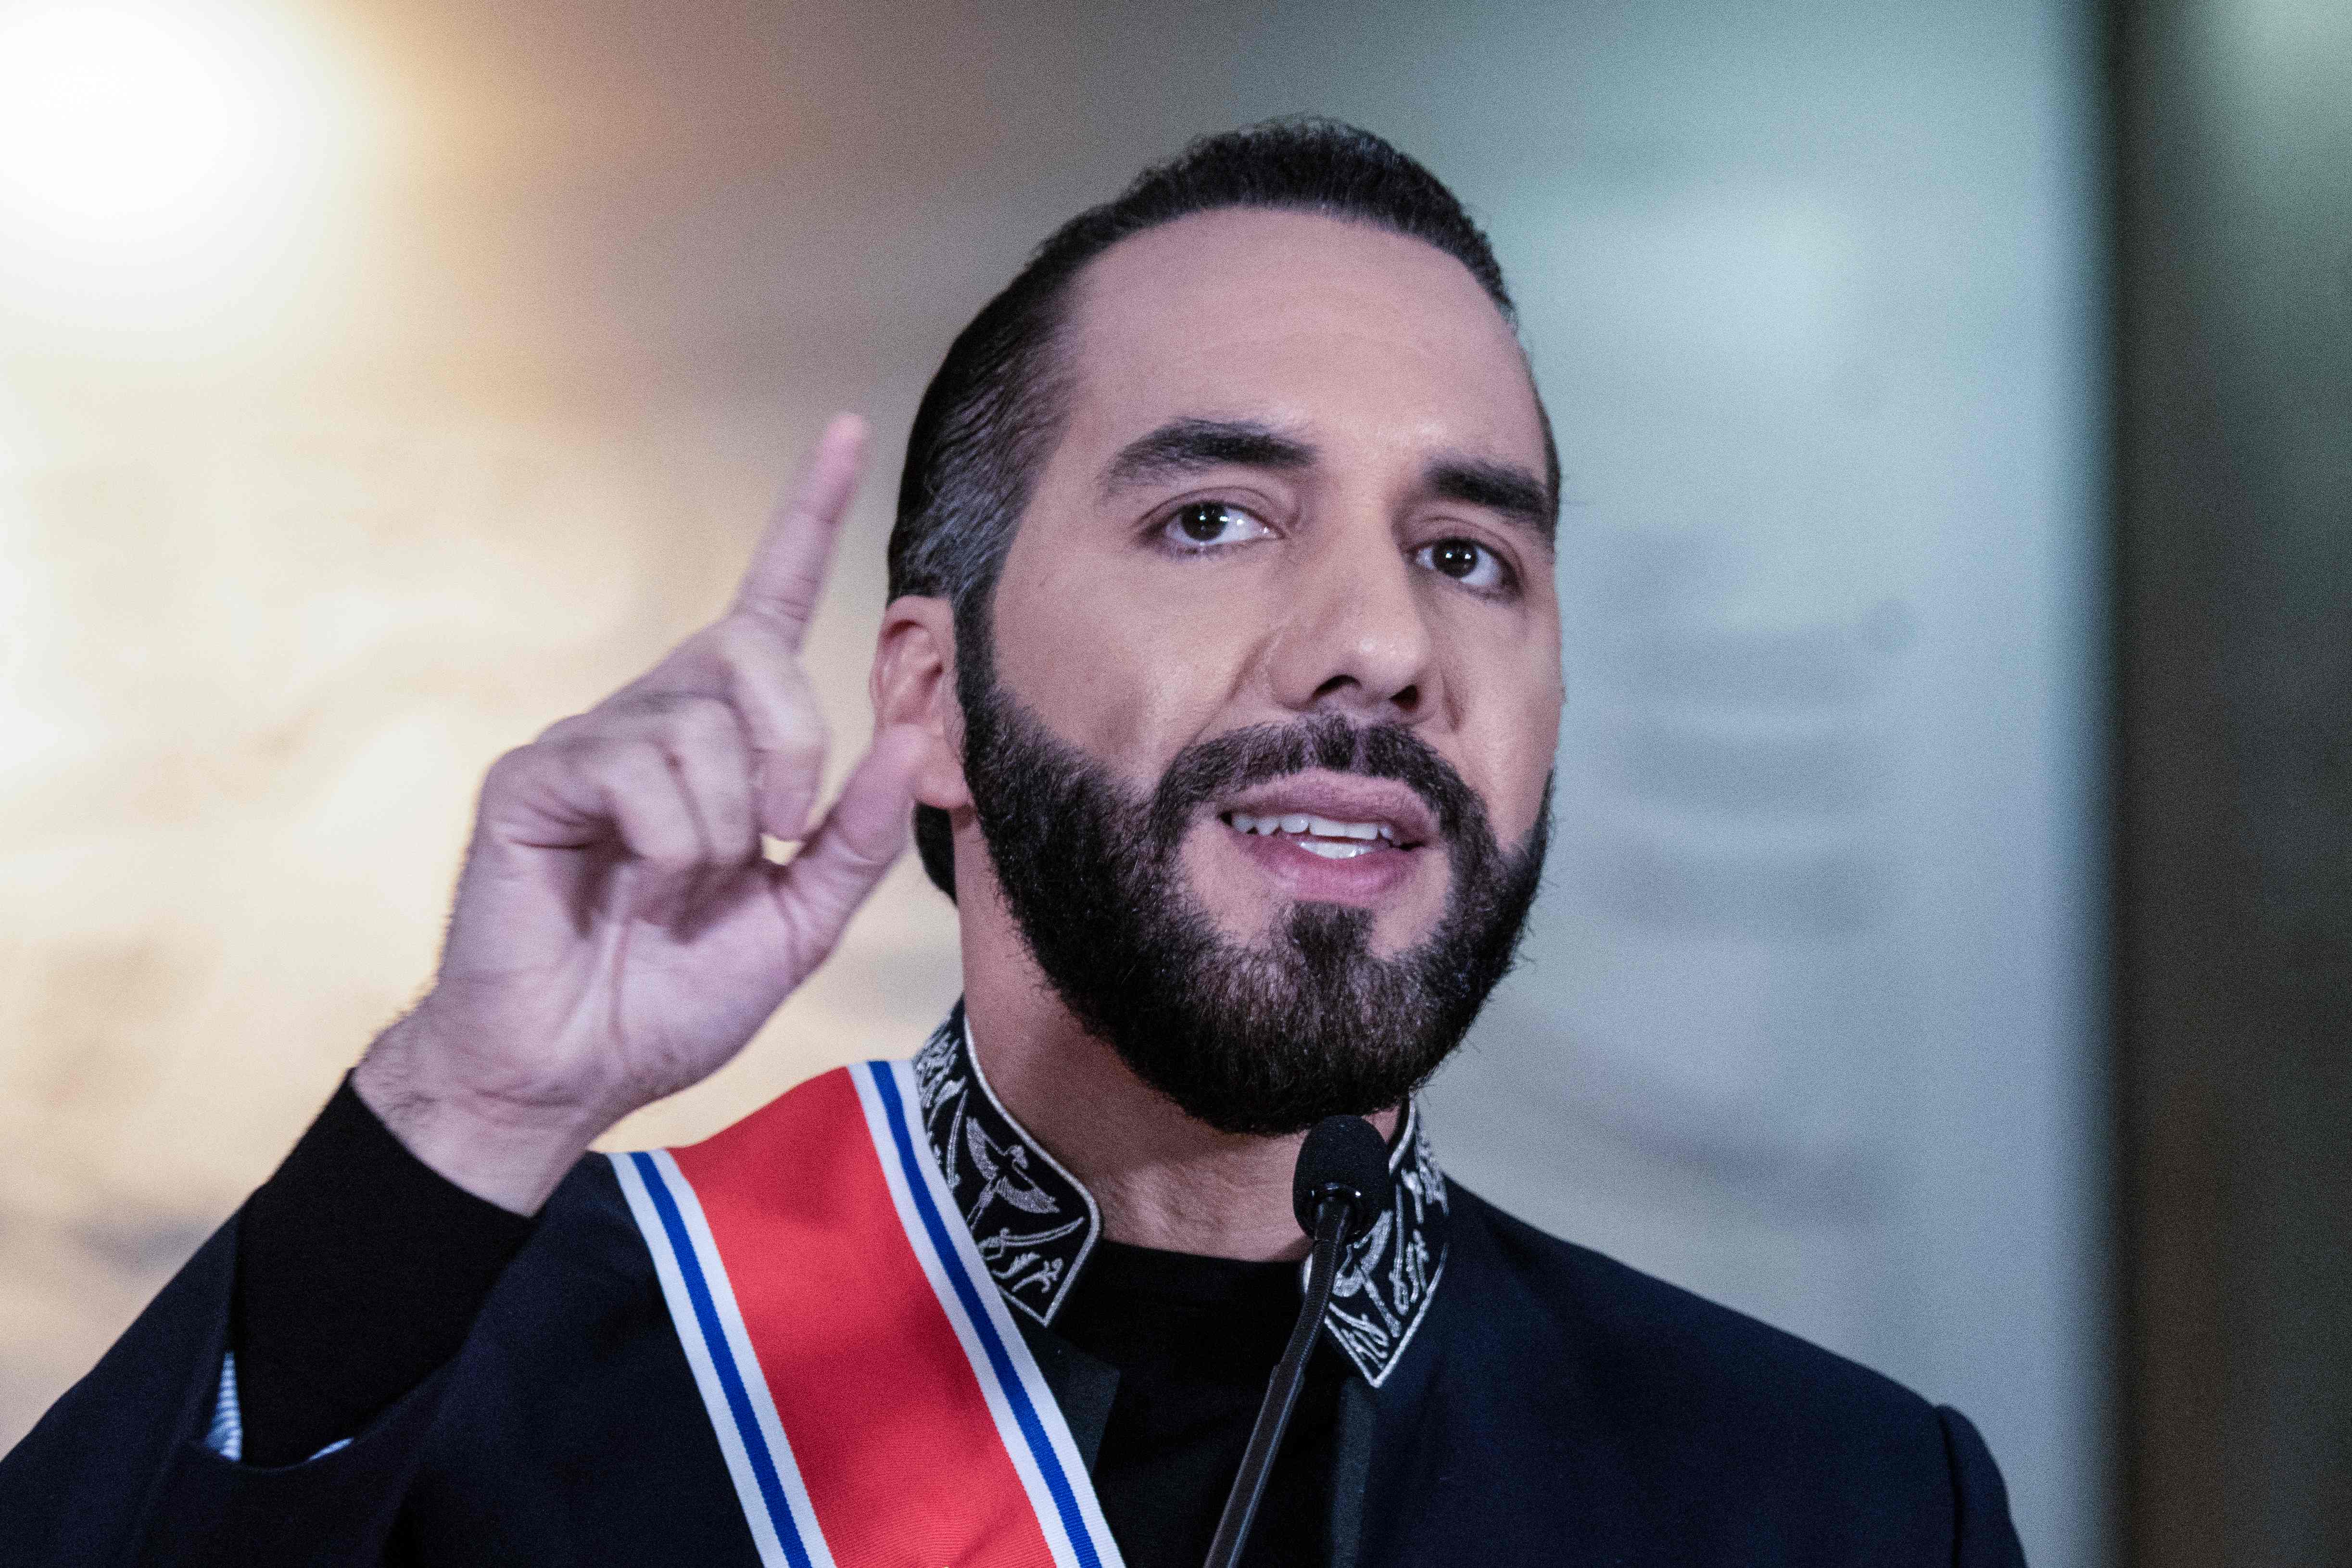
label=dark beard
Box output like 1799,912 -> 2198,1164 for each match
960,667 -> 1550,1137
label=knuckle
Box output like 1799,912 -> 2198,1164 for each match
485,743 -> 537,779
712,613 -> 791,673
534,711 -> 589,744
607,689 -> 690,724
601,690 -> 664,721
723,625 -> 818,707
621,737 -> 679,783
553,730 -> 610,770
773,683 -> 830,742
702,766 -> 755,821
762,567 -> 824,622
583,737 -> 666,796
673,695 -> 746,752
478,745 -> 539,802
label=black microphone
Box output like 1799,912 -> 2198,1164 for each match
1201,1114 -> 1390,1568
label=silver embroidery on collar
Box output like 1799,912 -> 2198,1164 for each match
912,1007 -> 1100,1325
1323,1100 -> 1448,1388
910,1003 -> 1451,1387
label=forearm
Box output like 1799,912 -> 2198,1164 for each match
232,1072 -> 537,1466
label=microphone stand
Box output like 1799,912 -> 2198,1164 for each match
1198,1192 -> 1352,1568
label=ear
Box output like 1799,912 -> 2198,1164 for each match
871,594 -> 971,812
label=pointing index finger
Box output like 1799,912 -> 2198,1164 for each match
731,413 -> 869,646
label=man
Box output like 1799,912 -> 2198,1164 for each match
0,120 -> 2026,1566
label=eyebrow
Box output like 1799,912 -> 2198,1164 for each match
1098,417 -> 1315,497
1098,415 -> 1556,548
1425,455 -> 1556,548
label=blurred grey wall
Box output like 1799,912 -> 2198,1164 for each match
1,2 -> 2106,1561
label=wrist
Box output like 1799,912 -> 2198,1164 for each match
353,1012 -> 607,1216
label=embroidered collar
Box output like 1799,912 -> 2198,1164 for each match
909,1003 -> 1449,1388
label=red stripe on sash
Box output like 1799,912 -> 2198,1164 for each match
671,1067 -> 1059,1568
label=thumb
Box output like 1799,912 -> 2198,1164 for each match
769,723 -> 926,973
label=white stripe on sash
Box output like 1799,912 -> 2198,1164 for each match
849,1060 -> 1126,1568
610,1149 -> 838,1568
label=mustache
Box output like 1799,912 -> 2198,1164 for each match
1144,714 -> 1488,856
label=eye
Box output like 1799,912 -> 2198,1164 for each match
1159,500 -> 1274,552
1415,536 -> 1510,592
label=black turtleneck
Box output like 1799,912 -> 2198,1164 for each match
1052,1239 -> 1348,1568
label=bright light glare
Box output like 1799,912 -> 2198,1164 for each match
0,4 -> 265,239
0,0 -> 357,327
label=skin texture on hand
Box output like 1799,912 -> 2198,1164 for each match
353,416 -> 923,1214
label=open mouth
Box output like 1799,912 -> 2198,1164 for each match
1220,811 -> 1417,861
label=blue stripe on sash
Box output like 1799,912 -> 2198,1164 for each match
628,1151 -> 816,1568
864,1063 -> 1105,1568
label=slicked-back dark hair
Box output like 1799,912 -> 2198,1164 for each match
888,117 -> 1557,898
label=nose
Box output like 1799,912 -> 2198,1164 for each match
1263,531 -> 1440,722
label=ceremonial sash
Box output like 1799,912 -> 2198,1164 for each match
610,1060 -> 1125,1568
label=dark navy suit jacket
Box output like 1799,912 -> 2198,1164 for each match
0,1158 -> 2026,1566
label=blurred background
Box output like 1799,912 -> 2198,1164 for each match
1,1 -> 2344,1565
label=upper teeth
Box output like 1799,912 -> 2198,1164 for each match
1229,813 -> 1393,841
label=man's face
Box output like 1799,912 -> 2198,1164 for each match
968,208 -> 1564,1130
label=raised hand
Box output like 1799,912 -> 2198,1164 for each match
353,415 -> 925,1213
